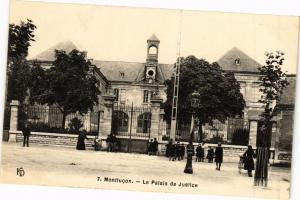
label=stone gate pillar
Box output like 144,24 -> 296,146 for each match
99,94 -> 115,143
248,119 -> 258,147
9,100 -> 20,142
150,98 -> 163,140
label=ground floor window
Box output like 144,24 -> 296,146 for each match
137,112 -> 151,133
112,111 -> 129,133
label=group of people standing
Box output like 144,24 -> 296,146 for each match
166,140 -> 224,170
195,142 -> 224,170
148,138 -> 158,155
165,140 -> 186,161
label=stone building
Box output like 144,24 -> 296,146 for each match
13,35 -> 295,155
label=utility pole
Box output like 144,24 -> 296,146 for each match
170,10 -> 182,141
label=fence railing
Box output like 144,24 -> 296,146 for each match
18,105 -> 100,135
163,118 -> 250,145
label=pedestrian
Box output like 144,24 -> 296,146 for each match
196,144 -> 201,162
110,134 -> 117,152
200,143 -> 205,162
169,142 -> 176,161
76,131 -> 88,150
148,139 -> 154,155
184,141 -> 195,174
243,145 -> 256,177
175,142 -> 181,160
22,122 -> 31,147
180,143 -> 185,160
166,139 -> 173,157
207,146 -> 214,163
153,138 -> 158,156
215,142 -> 223,170
106,134 -> 112,152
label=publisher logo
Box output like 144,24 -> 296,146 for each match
17,167 -> 25,177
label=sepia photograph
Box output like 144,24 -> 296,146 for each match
0,0 -> 299,199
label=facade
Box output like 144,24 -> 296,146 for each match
13,35 -> 295,155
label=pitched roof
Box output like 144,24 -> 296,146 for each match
33,40 -> 78,61
217,47 -> 262,73
147,34 -> 159,41
92,60 -> 173,83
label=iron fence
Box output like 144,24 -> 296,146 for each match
19,105 -> 100,135
163,118 -> 250,145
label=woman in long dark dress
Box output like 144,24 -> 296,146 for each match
76,131 -> 88,150
243,145 -> 256,177
215,142 -> 223,170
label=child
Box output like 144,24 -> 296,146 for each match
207,146 -> 214,163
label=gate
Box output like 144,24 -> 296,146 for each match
112,104 -> 151,153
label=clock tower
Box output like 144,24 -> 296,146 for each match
145,34 -> 160,83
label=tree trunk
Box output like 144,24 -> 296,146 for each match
254,147 -> 269,187
254,102 -> 271,187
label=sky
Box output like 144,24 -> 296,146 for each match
9,0 -> 299,73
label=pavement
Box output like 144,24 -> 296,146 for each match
0,142 -> 291,199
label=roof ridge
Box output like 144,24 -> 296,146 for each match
93,59 -> 172,66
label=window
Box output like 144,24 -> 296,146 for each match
143,90 -> 149,103
120,89 -> 126,103
249,84 -> 262,102
114,89 -> 119,101
148,46 -> 157,54
137,112 -> 151,133
143,90 -> 155,103
112,111 -> 129,133
119,71 -> 125,78
235,58 -> 241,65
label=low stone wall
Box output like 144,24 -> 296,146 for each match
11,132 -> 279,163
15,131 -> 96,150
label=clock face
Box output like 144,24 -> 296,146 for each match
146,67 -> 156,79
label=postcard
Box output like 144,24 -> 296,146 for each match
1,0 -> 299,199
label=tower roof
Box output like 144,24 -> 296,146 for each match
147,34 -> 159,42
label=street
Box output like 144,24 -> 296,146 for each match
0,143 -> 291,199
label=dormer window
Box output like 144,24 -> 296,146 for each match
235,58 -> 241,65
119,71 -> 125,78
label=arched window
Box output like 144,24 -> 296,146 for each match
137,112 -> 151,133
148,46 -> 157,54
112,111 -> 129,133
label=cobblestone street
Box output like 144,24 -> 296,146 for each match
0,143 -> 291,199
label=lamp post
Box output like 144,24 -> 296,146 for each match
190,89 -> 201,141
184,88 -> 200,174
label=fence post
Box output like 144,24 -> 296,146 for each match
248,119 -> 258,147
100,93 -> 115,149
9,100 -> 20,142
150,98 -> 163,141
